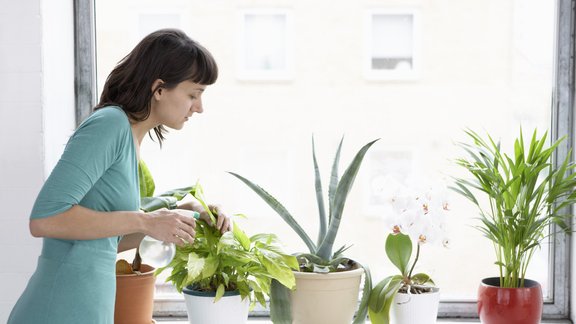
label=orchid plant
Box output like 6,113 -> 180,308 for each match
368,178 -> 449,324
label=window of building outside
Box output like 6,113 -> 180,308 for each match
236,9 -> 293,80
87,0 -> 571,319
365,10 -> 419,80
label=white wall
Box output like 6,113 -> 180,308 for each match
0,0 -> 74,322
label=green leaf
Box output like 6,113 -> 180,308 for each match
200,255 -> 219,279
233,222 -> 251,251
317,139 -> 379,260
260,254 -> 296,289
329,136 -> 344,224
353,263 -> 372,324
228,172 -> 317,254
186,253 -> 205,285
140,196 -> 178,212
312,136 -> 328,247
411,273 -> 434,285
214,284 -> 225,303
453,128 -> 576,287
368,276 -> 392,312
138,160 -> 156,197
368,276 -> 403,324
385,233 -> 412,276
159,186 -> 195,200
191,182 -> 216,224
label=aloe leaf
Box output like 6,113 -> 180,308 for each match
228,172 -> 317,254
352,263 -> 372,324
312,136 -> 328,247
329,136 -> 344,223
297,253 -> 329,265
270,279 -> 292,324
317,139 -> 379,259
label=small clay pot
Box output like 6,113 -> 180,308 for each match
114,264 -> 156,324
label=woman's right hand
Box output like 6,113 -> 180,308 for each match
144,208 -> 197,246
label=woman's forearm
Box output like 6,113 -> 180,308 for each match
29,204 -> 149,240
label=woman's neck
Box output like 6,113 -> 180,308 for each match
130,118 -> 158,161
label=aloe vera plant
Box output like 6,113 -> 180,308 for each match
229,136 -> 379,323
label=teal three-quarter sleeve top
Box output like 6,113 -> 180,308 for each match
8,106 -> 140,324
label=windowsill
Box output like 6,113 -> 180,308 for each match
154,318 -> 572,324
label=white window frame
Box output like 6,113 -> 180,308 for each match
364,9 -> 421,81
236,8 -> 294,81
76,0 -> 575,320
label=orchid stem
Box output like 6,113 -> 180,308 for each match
407,243 -> 421,279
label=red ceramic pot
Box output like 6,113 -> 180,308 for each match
477,277 -> 542,324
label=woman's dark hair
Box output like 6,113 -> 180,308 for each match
95,28 -> 218,145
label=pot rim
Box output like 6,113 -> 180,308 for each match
116,264 -> 156,277
293,266 -> 364,279
480,276 -> 541,289
396,286 -> 440,294
182,285 -> 242,297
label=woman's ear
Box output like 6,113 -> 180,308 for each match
151,79 -> 165,100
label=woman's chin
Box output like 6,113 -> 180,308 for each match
165,123 -> 185,131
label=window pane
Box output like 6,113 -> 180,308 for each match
243,14 -> 287,70
94,0 -> 557,312
371,14 -> 414,70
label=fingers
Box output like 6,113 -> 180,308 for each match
209,204 -> 232,234
147,209 -> 198,245
174,227 -> 195,246
178,223 -> 196,239
175,210 -> 196,229
218,213 -> 232,233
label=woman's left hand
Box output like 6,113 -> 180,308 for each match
202,204 -> 232,234
178,201 -> 232,233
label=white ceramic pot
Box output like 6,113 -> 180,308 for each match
390,287 -> 440,324
182,286 -> 249,324
290,266 -> 364,324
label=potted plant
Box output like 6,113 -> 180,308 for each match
229,137 -> 378,324
368,178 -> 450,324
114,160 -> 197,324
156,183 -> 298,324
452,129 -> 576,324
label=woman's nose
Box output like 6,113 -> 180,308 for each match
192,99 -> 203,114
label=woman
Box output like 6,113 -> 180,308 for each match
8,29 -> 230,324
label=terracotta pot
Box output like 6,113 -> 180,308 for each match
182,286 -> 249,324
477,277 -> 542,324
290,264 -> 364,324
390,287 -> 440,324
114,264 -> 156,324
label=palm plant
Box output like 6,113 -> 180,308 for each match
229,136 -> 379,323
452,129 -> 576,288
